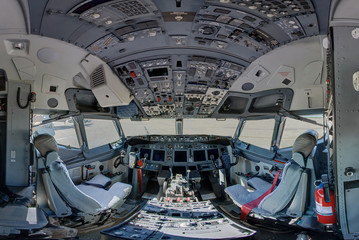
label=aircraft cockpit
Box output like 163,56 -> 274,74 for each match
27,90 -> 327,239
1,0 -> 358,239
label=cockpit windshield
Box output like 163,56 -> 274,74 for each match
183,118 -> 239,136
120,118 -> 239,137
120,119 -> 176,136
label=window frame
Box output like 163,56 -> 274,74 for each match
32,112 -> 126,166
237,116 -> 279,150
32,115 -> 82,149
277,114 -> 324,150
81,114 -> 124,154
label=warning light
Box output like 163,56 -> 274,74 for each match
130,71 -> 137,78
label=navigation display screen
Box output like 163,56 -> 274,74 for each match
174,151 -> 187,162
193,150 -> 206,162
153,150 -> 165,162
140,148 -> 151,159
207,149 -> 219,160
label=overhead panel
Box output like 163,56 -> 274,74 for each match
29,0 -> 162,55
115,55 -> 243,118
86,34 -> 121,55
68,0 -> 158,27
28,0 -> 319,65
205,0 -> 316,19
188,0 -> 320,67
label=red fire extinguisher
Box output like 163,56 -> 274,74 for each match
315,182 -> 337,224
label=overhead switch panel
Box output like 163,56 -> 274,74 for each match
68,0 -> 158,27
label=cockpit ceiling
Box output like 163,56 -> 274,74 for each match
29,0 -> 323,64
1,0 -> 329,116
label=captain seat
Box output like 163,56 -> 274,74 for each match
225,130 -> 318,219
33,134 -> 132,215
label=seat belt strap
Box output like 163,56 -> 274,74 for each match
240,170 -> 282,221
137,159 -> 144,193
138,168 -> 142,193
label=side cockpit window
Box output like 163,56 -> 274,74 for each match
83,118 -> 121,149
33,115 -> 80,148
279,115 -> 323,149
239,119 -> 275,149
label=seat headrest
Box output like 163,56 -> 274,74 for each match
292,130 -> 318,158
33,134 -> 58,157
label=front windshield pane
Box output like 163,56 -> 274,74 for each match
120,118 -> 239,137
120,119 -> 176,136
33,114 -> 80,148
84,119 -> 121,149
280,115 -> 323,148
183,119 -> 239,136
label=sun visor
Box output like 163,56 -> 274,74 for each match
213,89 -> 293,118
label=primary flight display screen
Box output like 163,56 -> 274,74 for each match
152,150 -> 165,162
174,151 -> 187,162
207,149 -> 219,160
193,150 -> 206,162
140,148 -> 151,159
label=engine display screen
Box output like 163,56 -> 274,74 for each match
193,150 -> 206,162
147,67 -> 168,77
153,150 -> 165,162
207,149 -> 219,160
174,151 -> 187,162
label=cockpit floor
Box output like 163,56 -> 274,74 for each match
100,198 -> 255,240
78,175 -> 341,240
212,199 -> 341,240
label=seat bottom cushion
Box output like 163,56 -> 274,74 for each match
225,179 -> 271,207
77,182 -> 132,209
247,177 -> 272,191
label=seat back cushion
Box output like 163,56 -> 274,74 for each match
46,156 -> 103,214
33,134 -> 58,157
292,152 -> 305,168
292,130 -> 317,158
259,162 -> 303,214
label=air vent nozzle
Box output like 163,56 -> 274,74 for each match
90,65 -> 106,88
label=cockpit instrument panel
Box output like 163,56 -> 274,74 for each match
129,135 -> 231,172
